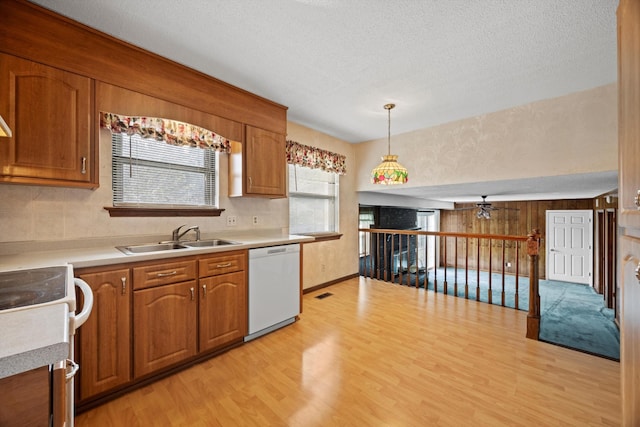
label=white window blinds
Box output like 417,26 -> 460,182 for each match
112,133 -> 218,207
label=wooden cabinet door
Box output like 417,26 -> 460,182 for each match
618,0 -> 640,230
618,2 -> 640,425
133,281 -> 197,378
0,53 -> 95,187
77,268 -> 131,401
244,125 -> 286,197
199,271 -> 247,352
620,235 -> 640,423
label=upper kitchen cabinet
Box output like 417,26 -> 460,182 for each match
0,53 -> 96,188
229,125 -> 287,198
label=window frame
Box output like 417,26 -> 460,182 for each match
288,164 -> 340,237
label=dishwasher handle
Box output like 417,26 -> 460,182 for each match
267,248 -> 287,254
249,244 -> 300,259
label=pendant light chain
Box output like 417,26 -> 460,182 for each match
387,104 -> 391,156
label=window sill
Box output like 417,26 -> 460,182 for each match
104,207 -> 224,217
299,232 -> 343,243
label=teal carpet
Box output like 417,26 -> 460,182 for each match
369,265 -> 620,360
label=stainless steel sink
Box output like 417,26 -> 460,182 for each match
116,242 -> 187,255
116,239 -> 239,255
181,239 -> 239,247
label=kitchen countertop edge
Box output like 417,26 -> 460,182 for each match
0,232 -> 315,271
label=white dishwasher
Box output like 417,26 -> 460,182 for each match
245,244 -> 300,342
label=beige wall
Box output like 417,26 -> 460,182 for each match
355,84 -> 618,192
286,122 -> 360,290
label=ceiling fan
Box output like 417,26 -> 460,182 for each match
456,195 -> 519,219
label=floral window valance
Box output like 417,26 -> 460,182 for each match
100,112 -> 231,153
286,140 -> 346,175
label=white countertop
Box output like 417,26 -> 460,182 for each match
0,230 -> 315,272
0,303 -> 70,379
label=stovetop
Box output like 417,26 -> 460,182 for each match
0,266 -> 68,311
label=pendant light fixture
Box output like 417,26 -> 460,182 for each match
370,103 -> 408,185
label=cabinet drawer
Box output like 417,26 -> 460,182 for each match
199,251 -> 246,277
133,260 -> 197,290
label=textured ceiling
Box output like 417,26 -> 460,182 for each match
28,0 -> 619,203
30,0 -> 617,144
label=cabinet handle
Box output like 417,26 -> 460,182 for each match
156,271 -> 177,278
81,157 -> 87,174
635,190 -> 640,209
190,287 -> 195,301
635,263 -> 640,282
216,262 -> 232,268
248,176 -> 252,189
202,284 -> 207,298
120,276 -> 126,295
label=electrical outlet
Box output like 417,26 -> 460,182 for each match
506,262 -> 512,268
226,215 -> 237,226
252,216 -> 259,226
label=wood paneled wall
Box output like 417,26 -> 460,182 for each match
440,199 -> 593,279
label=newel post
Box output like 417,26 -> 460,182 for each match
526,229 -> 541,340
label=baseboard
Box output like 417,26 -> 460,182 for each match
303,273 -> 359,294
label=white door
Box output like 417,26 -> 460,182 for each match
546,210 -> 593,285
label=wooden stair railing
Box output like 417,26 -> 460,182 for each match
358,228 -> 542,340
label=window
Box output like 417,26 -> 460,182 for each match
359,207 -> 375,256
112,133 -> 218,207
417,210 -> 439,271
288,164 -> 339,234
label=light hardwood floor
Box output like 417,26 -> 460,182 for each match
76,277 -> 620,426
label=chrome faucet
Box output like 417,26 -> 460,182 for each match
172,224 -> 200,242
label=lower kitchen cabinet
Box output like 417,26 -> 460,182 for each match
74,250 -> 248,408
200,271 -> 247,351
76,268 -> 131,401
133,280 -> 198,378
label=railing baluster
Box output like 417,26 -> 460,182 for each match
374,232 -> 379,280
424,231 -> 429,289
488,238 -> 493,304
434,234 -> 439,293
501,239 -> 506,307
515,242 -> 520,310
398,234 -> 404,286
465,237 -> 469,299
454,236 -> 458,297
476,237 -> 481,302
414,235 -> 420,288
443,235 -> 448,295
383,233 -> 388,281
